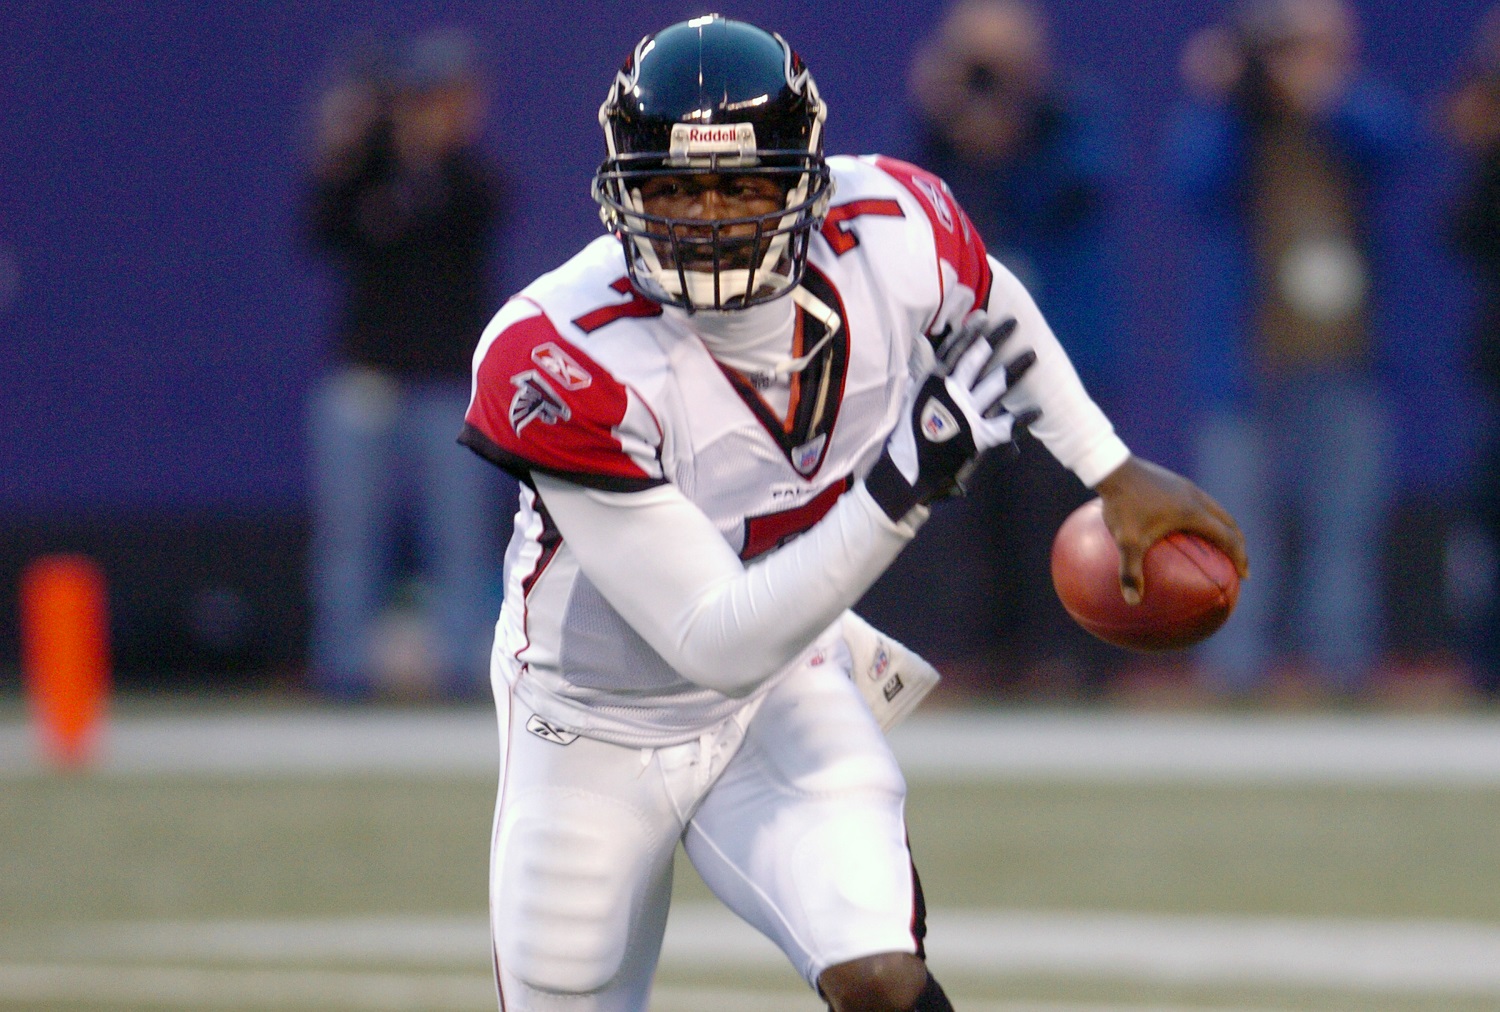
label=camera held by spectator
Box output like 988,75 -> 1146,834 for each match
1180,0 -> 1356,125
908,0 -> 1056,167
311,28 -> 486,183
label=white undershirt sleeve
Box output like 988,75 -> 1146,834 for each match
533,473 -> 926,696
985,255 -> 1131,487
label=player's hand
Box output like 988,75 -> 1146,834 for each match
865,314 -> 1039,522
1092,455 -> 1250,605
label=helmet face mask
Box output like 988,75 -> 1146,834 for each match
594,16 -> 833,312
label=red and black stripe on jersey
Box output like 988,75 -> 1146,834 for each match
519,496 -> 564,599
461,307 -> 667,493
870,156 -> 993,339
739,476 -> 851,561
713,265 -> 850,480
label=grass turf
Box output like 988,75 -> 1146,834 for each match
4,770 -> 1498,1010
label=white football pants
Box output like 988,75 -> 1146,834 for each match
488,656 -> 922,1011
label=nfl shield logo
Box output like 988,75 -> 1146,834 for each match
791,434 -> 827,476
920,401 -> 959,442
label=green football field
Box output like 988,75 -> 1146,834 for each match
3,702 -> 1499,1011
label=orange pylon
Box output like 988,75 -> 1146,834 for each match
19,554 -> 111,769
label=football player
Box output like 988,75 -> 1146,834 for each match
460,15 -> 1246,1012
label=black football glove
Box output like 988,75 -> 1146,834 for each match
865,314 -> 1040,522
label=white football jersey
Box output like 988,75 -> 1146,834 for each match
462,154 -> 1127,745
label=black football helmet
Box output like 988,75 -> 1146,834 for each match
594,15 -> 833,312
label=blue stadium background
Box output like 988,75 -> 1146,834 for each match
1,0 -> 1490,681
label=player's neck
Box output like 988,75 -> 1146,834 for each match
673,296 -> 796,377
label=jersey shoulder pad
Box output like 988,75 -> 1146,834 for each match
462,299 -> 666,492
864,154 -> 992,321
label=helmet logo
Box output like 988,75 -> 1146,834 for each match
669,122 -> 757,165
531,342 -> 593,391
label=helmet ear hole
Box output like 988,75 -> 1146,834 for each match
593,15 -> 832,312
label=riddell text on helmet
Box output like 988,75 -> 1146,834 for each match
669,122 -> 756,157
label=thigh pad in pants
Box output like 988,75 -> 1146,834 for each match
495,788 -> 661,993
492,717 -> 682,997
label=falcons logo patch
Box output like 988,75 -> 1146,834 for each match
509,370 -> 570,435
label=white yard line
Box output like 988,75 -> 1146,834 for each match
670,906 -> 1500,994
0,709 -> 501,777
32,905 -> 1500,997
892,711 -> 1500,785
0,967 -> 1291,1012
3,708 -> 1500,784
653,997 -> 1291,1012
0,964 -> 492,1010
922,909 -> 1500,993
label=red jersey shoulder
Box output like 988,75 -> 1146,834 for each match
868,155 -> 992,312
461,303 -> 665,492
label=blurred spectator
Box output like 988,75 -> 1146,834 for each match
1164,0 -> 1415,698
870,0 -> 1126,695
1442,4 -> 1500,696
302,28 -> 507,698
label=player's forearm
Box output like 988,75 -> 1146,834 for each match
691,483 -> 925,692
984,257 -> 1130,487
534,475 -> 923,695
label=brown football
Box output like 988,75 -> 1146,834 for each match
1050,498 -> 1240,651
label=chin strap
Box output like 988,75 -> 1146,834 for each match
743,285 -> 841,386
748,329 -> 833,386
